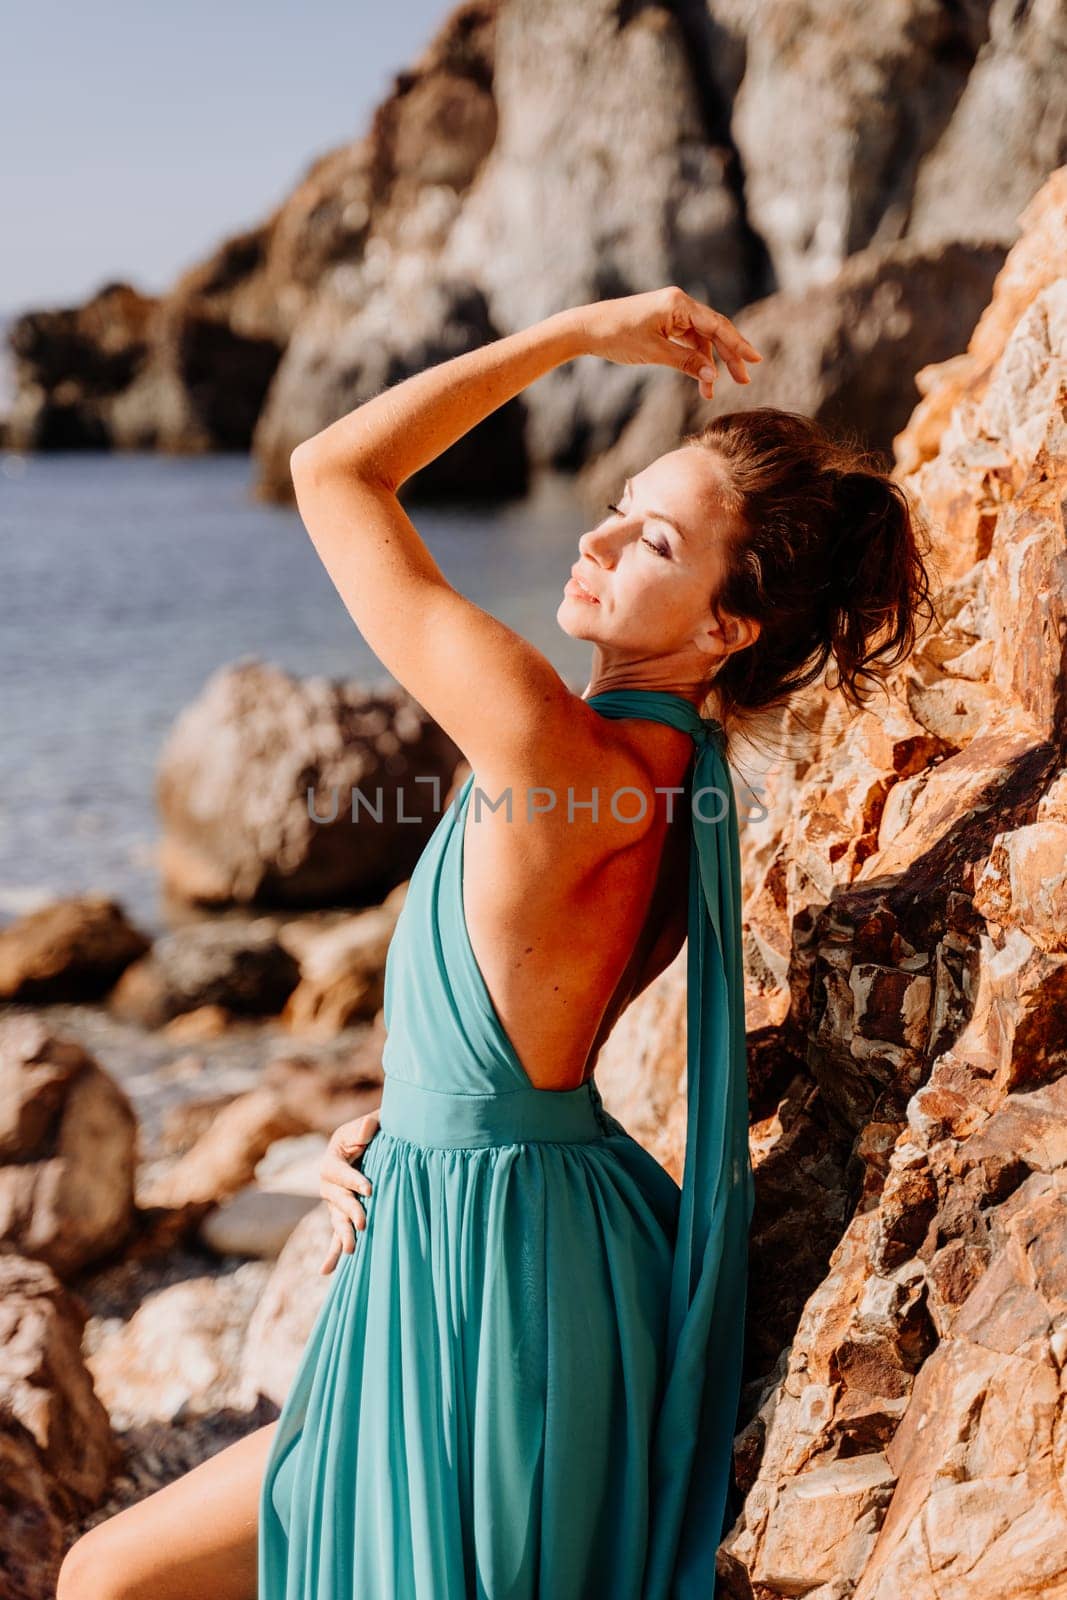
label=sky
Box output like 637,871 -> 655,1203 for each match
0,1 -> 453,316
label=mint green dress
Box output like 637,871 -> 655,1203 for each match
258,689 -> 755,1599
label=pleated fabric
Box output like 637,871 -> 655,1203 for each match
258,689 -> 755,1599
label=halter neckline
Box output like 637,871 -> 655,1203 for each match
584,686 -> 726,751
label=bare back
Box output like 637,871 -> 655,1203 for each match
461,717 -> 697,1092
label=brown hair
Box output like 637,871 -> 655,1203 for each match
681,408 -> 937,740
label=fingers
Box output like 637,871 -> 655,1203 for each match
672,326 -> 718,400
321,1149 -> 374,1197
329,1109 -> 381,1161
688,303 -> 761,383
665,288 -> 761,385
316,1190 -> 367,1273
321,1175 -> 368,1226
318,1104 -> 383,1272
659,336 -> 718,389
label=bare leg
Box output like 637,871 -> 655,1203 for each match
56,1419 -> 278,1600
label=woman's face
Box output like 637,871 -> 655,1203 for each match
558,445 -> 743,674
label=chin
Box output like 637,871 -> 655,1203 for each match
556,596 -> 605,642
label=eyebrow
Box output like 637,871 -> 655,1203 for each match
622,478 -> 688,542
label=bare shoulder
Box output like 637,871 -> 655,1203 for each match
474,694 -> 676,845
468,697 -> 696,883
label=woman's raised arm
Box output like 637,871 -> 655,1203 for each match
288,289 -> 759,789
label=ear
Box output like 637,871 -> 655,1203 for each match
728,613 -> 761,655
695,605 -> 760,663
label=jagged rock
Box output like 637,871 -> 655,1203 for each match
719,167 -> 1067,1597
0,1016 -> 137,1276
895,169 -> 1067,478
154,661 -> 462,909
108,916 -> 301,1026
0,894 -> 151,1003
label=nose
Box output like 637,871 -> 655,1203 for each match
578,520 -> 621,565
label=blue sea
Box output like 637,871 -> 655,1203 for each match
0,452 -> 592,935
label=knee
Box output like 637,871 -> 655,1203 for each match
57,1525 -> 129,1600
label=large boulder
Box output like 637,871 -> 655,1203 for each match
0,894 -> 151,1004
894,172 -> 1067,590
279,903 -> 399,1036
0,1254 -> 120,1599
0,1016 -> 137,1277
155,661 -> 462,909
0,1254 -> 119,1500
108,916 -> 301,1026
85,1261 -> 271,1428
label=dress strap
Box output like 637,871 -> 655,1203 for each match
586,688 -> 755,1590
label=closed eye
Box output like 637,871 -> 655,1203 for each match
607,501 -> 671,560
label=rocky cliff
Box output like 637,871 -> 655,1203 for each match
5,0 -> 1065,503
597,166 -> 1067,1600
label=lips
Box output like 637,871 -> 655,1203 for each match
568,566 -> 600,603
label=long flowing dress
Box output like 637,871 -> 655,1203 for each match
258,688 -> 756,1599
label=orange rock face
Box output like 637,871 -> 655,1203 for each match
591,166 -> 1067,1596
702,167 -> 1067,1598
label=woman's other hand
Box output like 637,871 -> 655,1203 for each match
318,1107 -> 381,1274
572,285 -> 762,402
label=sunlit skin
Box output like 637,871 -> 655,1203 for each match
559,444 -> 761,709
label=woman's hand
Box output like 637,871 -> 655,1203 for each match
318,1106 -> 381,1275
571,286 -> 762,402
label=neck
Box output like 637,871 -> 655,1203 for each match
582,668 -> 718,717
581,647 -> 719,713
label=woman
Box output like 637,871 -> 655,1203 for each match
58,287 -> 932,1600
